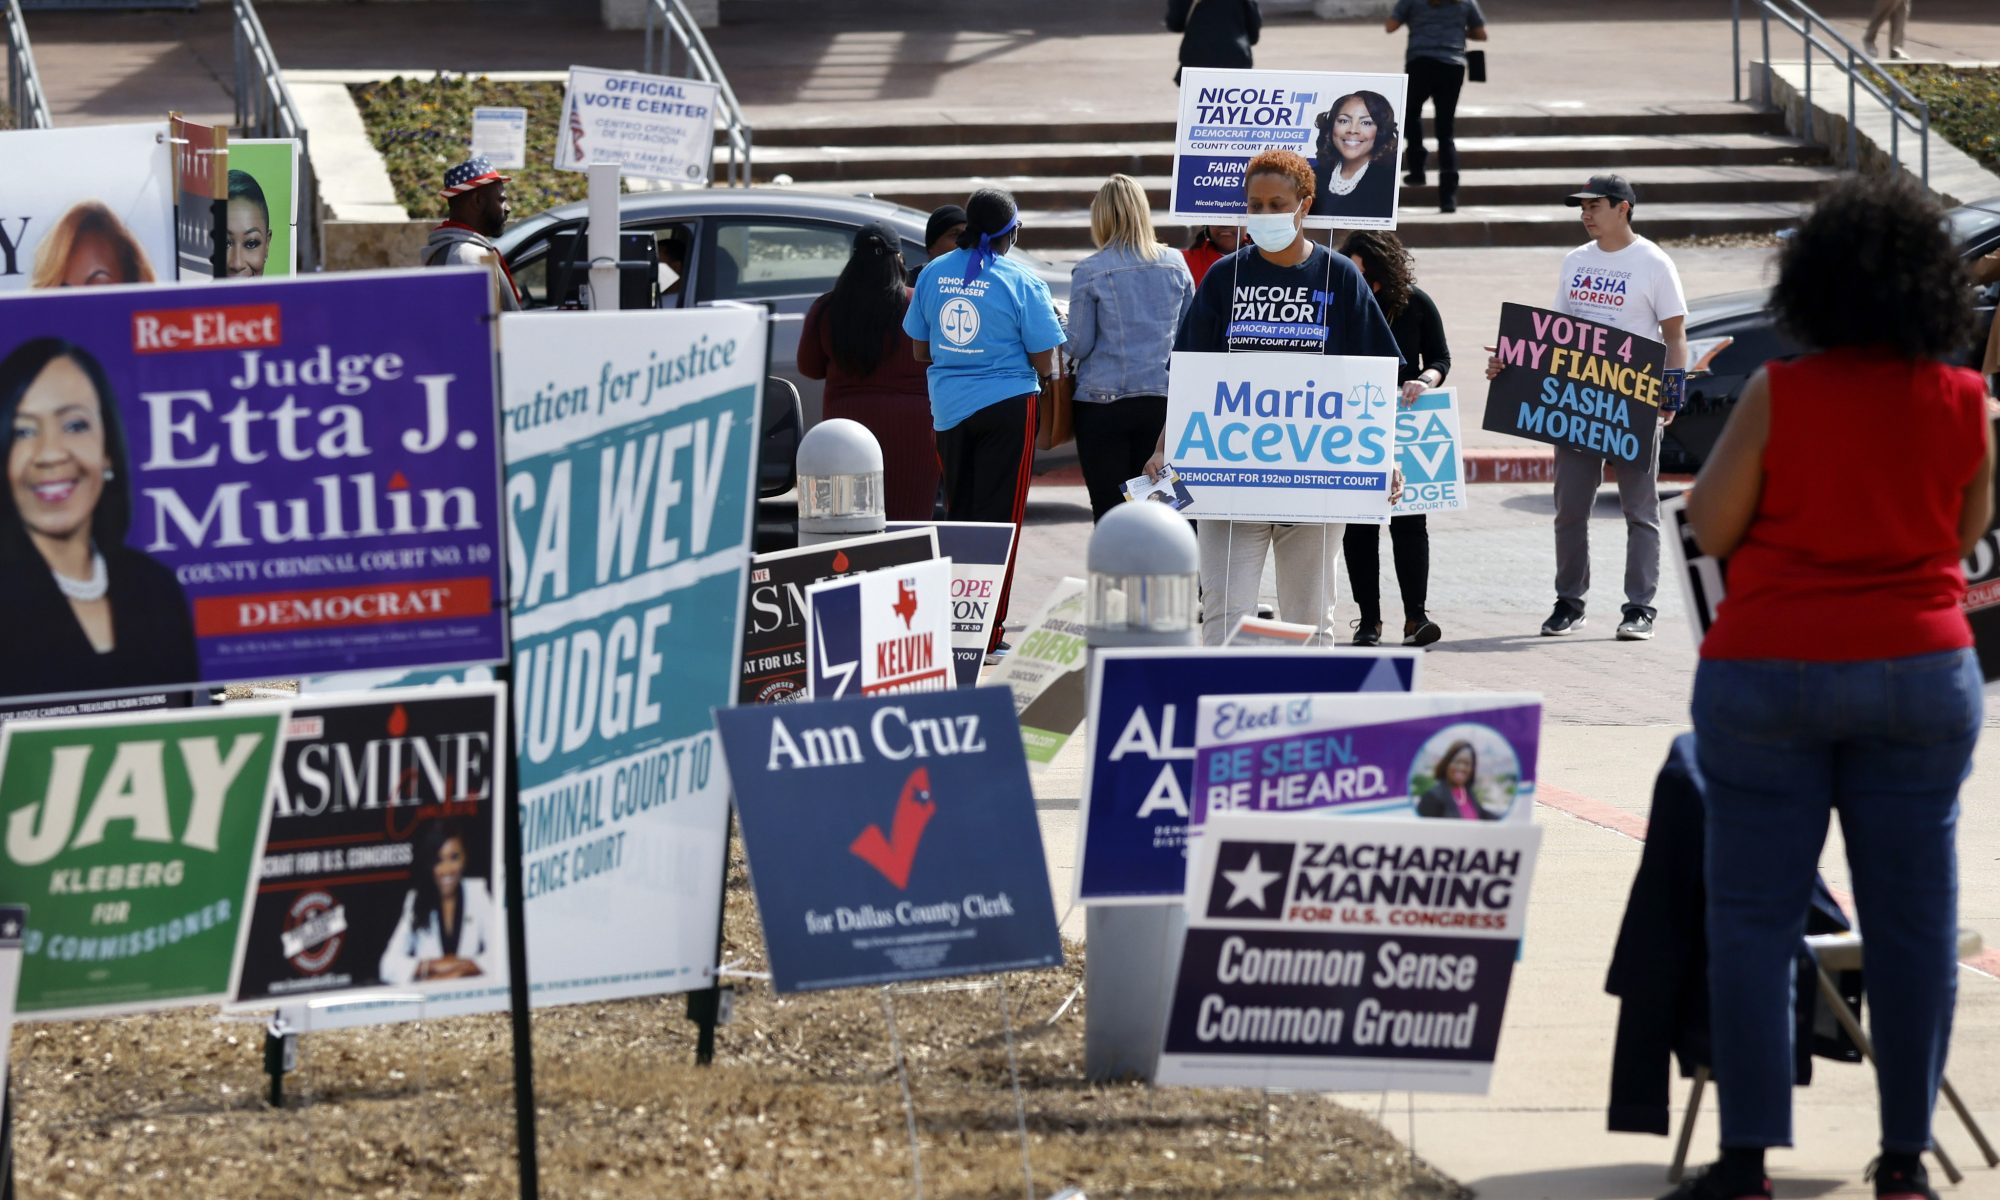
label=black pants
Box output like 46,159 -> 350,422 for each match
1341,514 -> 1429,626
1404,57 -> 1467,193
937,391 -> 1037,650
1073,395 -> 1167,522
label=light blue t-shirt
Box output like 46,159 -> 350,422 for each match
904,248 -> 1067,432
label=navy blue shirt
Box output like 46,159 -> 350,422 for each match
1175,243 -> 1402,361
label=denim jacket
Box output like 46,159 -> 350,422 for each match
1065,244 -> 1195,402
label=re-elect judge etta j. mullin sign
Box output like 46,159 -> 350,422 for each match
1481,302 -> 1666,466
0,270 -> 506,706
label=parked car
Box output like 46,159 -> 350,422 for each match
1666,195 -> 2000,473
497,187 -> 1072,430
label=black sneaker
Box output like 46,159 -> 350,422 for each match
1658,1164 -> 1773,1200
1616,608 -> 1655,641
1867,1156 -> 1938,1200
1350,619 -> 1382,647
1403,618 -> 1442,647
1540,601 -> 1585,636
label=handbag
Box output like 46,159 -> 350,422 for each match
1466,49 -> 1487,83
1036,346 -> 1077,451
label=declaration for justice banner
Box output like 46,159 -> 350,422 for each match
1482,302 -> 1666,467
1172,68 -> 1409,231
0,268 -> 508,706
1156,812 -> 1541,1094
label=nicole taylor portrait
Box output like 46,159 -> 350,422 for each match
0,338 -> 198,700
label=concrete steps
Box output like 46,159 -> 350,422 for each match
746,106 -> 1831,250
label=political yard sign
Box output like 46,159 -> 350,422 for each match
1164,350 -> 1399,525
233,686 -> 509,1019
1963,416 -> 2000,680
805,557 -> 956,700
1482,303 -> 1666,466
0,269 -> 507,706
886,521 -> 1018,687
714,687 -> 1063,993
1191,693 -> 1542,826
557,66 -> 720,185
1156,813 -> 1542,1094
1077,648 -> 1420,905
0,705 -> 285,1019
1394,388 -> 1467,516
1171,68 -> 1409,230
991,577 -> 1089,767
739,529 -> 940,705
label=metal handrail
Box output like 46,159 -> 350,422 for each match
4,0 -> 54,130
642,0 -> 752,187
230,0 -> 322,269
1730,0 -> 1929,185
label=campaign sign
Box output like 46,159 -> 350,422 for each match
1662,494 -> 1725,645
1394,388 -> 1467,516
0,269 -> 507,706
1963,417 -> 2000,680
172,115 -> 228,282
233,685 -> 509,1019
714,686 -> 1063,992
807,558 -> 955,699
0,905 -> 21,1089
1157,812 -> 1541,1093
886,521 -> 1018,687
0,705 -> 284,1019
1172,68 -> 1409,230
1078,648 -> 1420,905
0,122 -> 175,293
227,139 -> 302,278
992,577 -> 1089,767
1191,693 -> 1541,826
1164,350 -> 1399,525
740,528 -> 939,705
557,66 -> 721,185
1483,303 -> 1665,466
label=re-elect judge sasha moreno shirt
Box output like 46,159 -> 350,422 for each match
1175,242 -> 1401,359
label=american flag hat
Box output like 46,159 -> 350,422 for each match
441,155 -> 510,197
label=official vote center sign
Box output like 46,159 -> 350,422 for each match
715,687 -> 1063,993
0,705 -> 285,1019
1078,648 -> 1420,905
1157,813 -> 1541,1094
1482,302 -> 1665,466
1164,350 -> 1398,525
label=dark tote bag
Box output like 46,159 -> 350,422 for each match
1467,49 -> 1487,83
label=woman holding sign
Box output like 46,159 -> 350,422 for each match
1149,149 -> 1401,645
1678,176 -> 1995,1200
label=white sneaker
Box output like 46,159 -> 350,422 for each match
1864,37 -> 1880,58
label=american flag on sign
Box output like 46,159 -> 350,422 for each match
569,96 -> 587,163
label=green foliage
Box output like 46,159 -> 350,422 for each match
1889,65 -> 2000,174
349,75 -> 586,221
0,101 -> 14,132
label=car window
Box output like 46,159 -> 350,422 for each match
707,221 -> 852,302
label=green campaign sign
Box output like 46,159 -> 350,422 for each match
0,705 -> 283,1019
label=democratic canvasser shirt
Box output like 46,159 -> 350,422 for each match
1554,234 -> 1687,341
1175,243 -> 1403,359
904,248 -> 1067,432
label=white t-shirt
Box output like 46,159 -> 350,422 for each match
1554,234 -> 1687,340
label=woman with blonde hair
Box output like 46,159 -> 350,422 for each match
1064,174 -> 1194,520
29,202 -> 157,289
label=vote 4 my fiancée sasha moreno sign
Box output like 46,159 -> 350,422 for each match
1190,692 -> 1542,826
0,269 -> 506,706
714,686 -> 1062,992
1164,350 -> 1399,525
0,705 -> 284,1019
1482,302 -> 1666,466
1078,648 -> 1420,905
233,685 -> 509,1019
1157,812 -> 1541,1093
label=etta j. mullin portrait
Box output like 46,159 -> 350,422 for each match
0,338 -> 198,700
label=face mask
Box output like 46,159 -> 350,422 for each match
1244,211 -> 1299,254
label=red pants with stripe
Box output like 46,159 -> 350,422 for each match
936,390 -> 1036,652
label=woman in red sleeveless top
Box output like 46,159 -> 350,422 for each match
1675,176 -> 1996,1200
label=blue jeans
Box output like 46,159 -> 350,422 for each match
1693,649 -> 1983,1152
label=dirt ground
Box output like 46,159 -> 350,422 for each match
9,840 -> 1471,1199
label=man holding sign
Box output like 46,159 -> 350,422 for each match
1485,174 -> 1688,641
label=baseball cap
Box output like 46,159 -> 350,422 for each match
441,156 -> 511,198
1565,174 -> 1637,207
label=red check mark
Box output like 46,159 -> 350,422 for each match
849,767 -> 935,889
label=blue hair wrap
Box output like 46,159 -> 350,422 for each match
963,213 -> 1020,284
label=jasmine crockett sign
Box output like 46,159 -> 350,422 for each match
0,705 -> 283,1019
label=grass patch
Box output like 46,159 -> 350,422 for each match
1888,65 -> 2000,174
350,75 -> 582,221
10,836 -> 1469,1198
